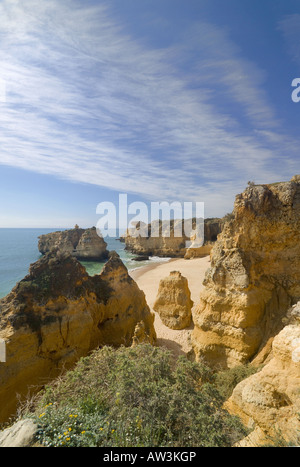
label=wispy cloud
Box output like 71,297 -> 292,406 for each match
278,14 -> 300,63
0,0 -> 298,216
179,22 -> 279,130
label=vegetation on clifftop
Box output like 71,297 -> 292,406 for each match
26,344 -> 249,447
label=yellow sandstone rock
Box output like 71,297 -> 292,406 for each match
225,302 -> 300,446
124,218 -> 223,258
153,271 -> 193,330
38,226 -> 108,261
131,321 -> 154,346
192,177 -> 300,368
0,250 -> 156,424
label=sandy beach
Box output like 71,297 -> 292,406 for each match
130,255 -> 211,357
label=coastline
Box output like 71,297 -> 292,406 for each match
129,257 -> 177,281
129,255 -> 211,356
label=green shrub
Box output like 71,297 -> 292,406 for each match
260,429 -> 300,447
30,344 -> 248,447
215,363 -> 259,401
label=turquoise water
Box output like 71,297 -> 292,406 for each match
0,229 -> 170,299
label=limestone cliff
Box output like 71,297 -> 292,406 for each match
38,226 -> 108,261
192,177 -> 300,368
153,271 -> 193,330
124,218 -> 223,258
225,302 -> 300,446
0,250 -> 156,424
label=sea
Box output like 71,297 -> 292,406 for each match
0,228 -> 171,299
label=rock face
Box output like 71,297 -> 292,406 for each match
124,220 -> 189,258
0,419 -> 38,448
124,218 -> 223,258
153,271 -> 193,330
192,177 -> 300,369
225,302 -> 300,446
0,250 -> 156,424
184,243 -> 214,260
38,226 -> 108,261
132,321 -> 154,347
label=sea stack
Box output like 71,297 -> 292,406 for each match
153,271 -> 193,330
38,226 -> 109,261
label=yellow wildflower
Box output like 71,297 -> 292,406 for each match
44,403 -> 53,409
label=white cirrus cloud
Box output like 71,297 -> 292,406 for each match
0,0 -> 298,217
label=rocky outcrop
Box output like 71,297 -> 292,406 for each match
0,250 -> 156,424
225,302 -> 300,446
153,271 -> 193,330
124,220 -> 188,258
38,226 -> 108,261
0,419 -> 38,447
132,321 -> 154,346
124,218 -> 223,258
192,177 -> 300,369
184,243 -> 214,260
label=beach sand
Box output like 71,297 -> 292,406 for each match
130,256 -> 211,357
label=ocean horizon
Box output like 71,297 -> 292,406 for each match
0,228 -> 170,299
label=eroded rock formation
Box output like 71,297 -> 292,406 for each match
132,321 -> 154,346
153,271 -> 193,330
192,177 -> 300,369
124,218 -> 223,258
225,302 -> 300,446
38,226 -> 108,261
0,250 -> 156,423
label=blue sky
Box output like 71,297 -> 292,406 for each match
0,0 -> 300,228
